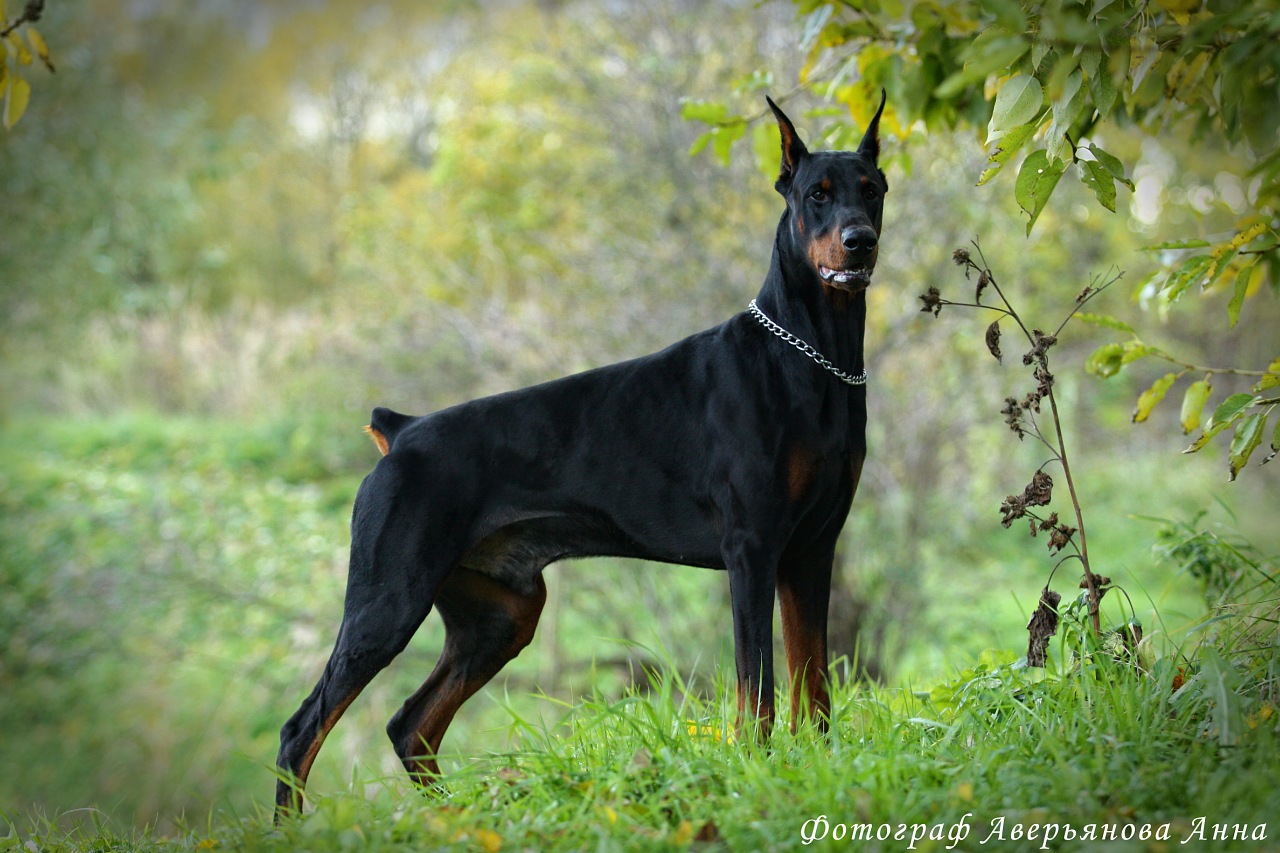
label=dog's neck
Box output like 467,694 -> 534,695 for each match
754,213 -> 867,389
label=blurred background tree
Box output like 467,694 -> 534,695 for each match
0,0 -> 1274,830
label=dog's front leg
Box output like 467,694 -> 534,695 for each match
778,550 -> 834,733
724,530 -> 779,740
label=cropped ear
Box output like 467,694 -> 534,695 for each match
766,95 -> 808,194
857,89 -> 887,164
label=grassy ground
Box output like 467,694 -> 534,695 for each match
5,661 -> 1279,851
2,415 -> 1277,850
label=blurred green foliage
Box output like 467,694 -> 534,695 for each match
687,0 -> 1280,476
0,0 -> 1276,832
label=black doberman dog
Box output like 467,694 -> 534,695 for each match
276,93 -> 888,815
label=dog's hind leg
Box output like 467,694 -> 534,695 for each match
275,458 -> 459,818
386,567 -> 546,783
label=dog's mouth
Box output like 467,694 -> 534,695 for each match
819,265 -> 872,289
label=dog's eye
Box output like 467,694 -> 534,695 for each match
862,185 -> 880,202
809,188 -> 828,203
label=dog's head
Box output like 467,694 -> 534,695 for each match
768,93 -> 888,293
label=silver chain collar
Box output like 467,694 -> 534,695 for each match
747,299 -> 867,386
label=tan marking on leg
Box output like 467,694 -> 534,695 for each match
296,692 -> 360,788
396,571 -> 546,784
787,447 -> 817,502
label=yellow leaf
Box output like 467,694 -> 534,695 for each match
1220,222 -> 1267,255
26,26 -> 53,72
6,31 -> 31,65
673,820 -> 695,845
1133,372 -> 1179,423
4,73 -> 30,129
473,828 -> 502,852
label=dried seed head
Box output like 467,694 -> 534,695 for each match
919,286 -> 944,317
1023,329 -> 1058,365
1034,363 -> 1054,398
1047,523 -> 1076,553
1023,470 -> 1053,506
952,248 -> 971,266
1000,396 -> 1024,438
1000,493 -> 1028,527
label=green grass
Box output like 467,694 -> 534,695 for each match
2,414 -> 1277,850
5,659 -> 1279,852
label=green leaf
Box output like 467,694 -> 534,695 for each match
751,120 -> 779,180
1045,69 -> 1085,162
1207,393 -> 1259,431
1087,145 -> 1133,189
1014,149 -> 1066,235
1227,413 -> 1266,480
1030,40 -> 1051,71
1160,254 -> 1214,303
1133,372 -> 1179,423
1086,57 -> 1119,116
1079,46 -> 1102,81
1266,417 -> 1280,465
934,31 -> 1028,99
989,74 -> 1043,140
1078,159 -> 1117,211
1073,312 -> 1135,335
1254,357 -> 1280,394
688,129 -> 714,157
710,122 -> 746,167
1085,342 -> 1125,378
680,100 -> 729,125
1202,249 -> 1236,292
1185,420 -> 1232,454
981,0 -> 1026,32
977,121 -> 1037,185
1226,260 -> 1258,328
1121,342 -> 1159,365
1179,380 -> 1212,434
1141,239 -> 1211,250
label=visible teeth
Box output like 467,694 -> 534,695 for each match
820,266 -> 869,285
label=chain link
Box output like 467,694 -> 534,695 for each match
747,299 -> 867,386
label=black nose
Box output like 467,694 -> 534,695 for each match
841,226 -> 878,256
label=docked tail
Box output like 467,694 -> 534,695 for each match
364,406 -> 415,456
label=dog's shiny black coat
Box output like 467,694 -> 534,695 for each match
276,94 -> 888,815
